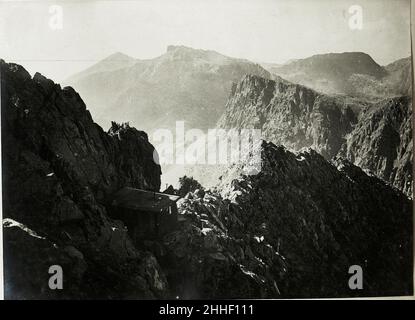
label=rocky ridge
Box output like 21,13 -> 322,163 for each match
1,60 -> 413,299
1,60 -> 165,299
162,141 -> 413,298
338,96 -> 413,197
218,74 -> 413,197
218,74 -> 361,159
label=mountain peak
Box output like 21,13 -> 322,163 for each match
103,52 -> 135,62
263,51 -> 389,96
287,51 -> 383,70
166,45 -> 190,52
162,45 -> 254,70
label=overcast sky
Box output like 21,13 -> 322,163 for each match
0,0 -> 411,81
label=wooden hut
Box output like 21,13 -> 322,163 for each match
110,187 -> 180,241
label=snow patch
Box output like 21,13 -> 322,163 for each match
3,218 -> 45,239
254,235 -> 264,243
201,227 -> 212,235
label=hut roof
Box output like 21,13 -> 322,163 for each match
112,187 -> 180,213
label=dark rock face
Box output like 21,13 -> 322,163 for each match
218,75 -> 360,159
3,219 -> 88,299
167,142 -> 412,298
1,60 -> 166,299
338,96 -> 413,198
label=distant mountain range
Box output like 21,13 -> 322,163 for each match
66,48 -> 411,135
67,52 -> 137,83
65,45 -> 270,132
218,74 -> 361,159
64,47 -> 413,196
262,52 -> 411,98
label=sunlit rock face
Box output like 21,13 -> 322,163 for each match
162,142 -> 413,298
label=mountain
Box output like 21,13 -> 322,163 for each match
347,57 -> 412,98
66,52 -> 136,83
1,60 -> 165,299
164,142 -> 413,298
1,60 -> 412,298
263,53 -> 411,99
338,96 -> 413,197
65,45 -> 271,132
217,74 -> 413,197
218,74 -> 362,159
176,73 -> 361,187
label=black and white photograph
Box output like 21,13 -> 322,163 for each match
0,0 -> 413,303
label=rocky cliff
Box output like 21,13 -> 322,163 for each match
1,60 -> 165,299
338,96 -> 413,198
218,74 -> 412,197
161,141 -> 413,298
218,74 -> 361,159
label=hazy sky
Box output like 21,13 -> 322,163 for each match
0,0 -> 411,81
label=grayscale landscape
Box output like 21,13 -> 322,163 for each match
1,0 -> 413,299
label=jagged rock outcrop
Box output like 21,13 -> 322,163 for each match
217,74 -> 412,197
218,74 -> 360,159
338,96 -> 413,198
1,60 -> 166,299
166,141 -> 412,298
162,191 -> 286,299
